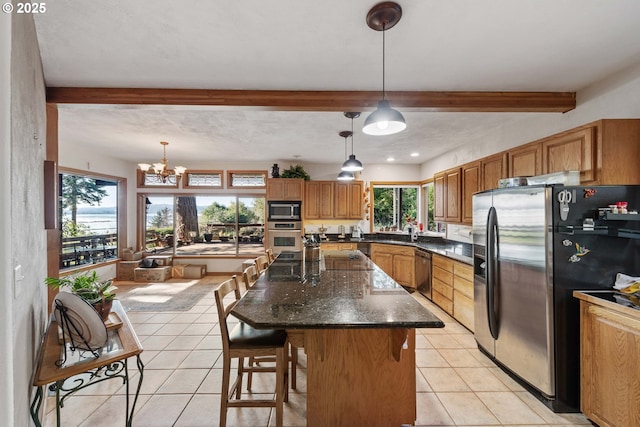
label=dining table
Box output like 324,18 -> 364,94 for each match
231,249 -> 444,427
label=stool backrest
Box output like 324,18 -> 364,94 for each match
214,275 -> 241,352
242,264 -> 259,293
255,255 -> 269,273
266,248 -> 275,264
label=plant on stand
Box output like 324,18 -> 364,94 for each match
45,271 -> 117,321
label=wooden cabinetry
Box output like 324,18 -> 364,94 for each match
432,254 -> 473,328
334,181 -> 364,219
461,161 -> 481,224
452,262 -> 474,332
541,126 -> 596,183
303,181 -> 363,220
508,142 -> 542,177
481,152 -> 508,190
371,244 -> 415,288
266,178 -> 304,200
431,254 -> 454,315
320,242 -> 357,251
304,181 -> 334,219
434,167 -> 461,223
577,295 -> 640,427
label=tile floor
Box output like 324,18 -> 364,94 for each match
43,281 -> 592,427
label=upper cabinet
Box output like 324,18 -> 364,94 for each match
461,162 -> 480,224
481,153 -> 508,191
508,142 -> 542,178
541,126 -> 596,183
303,180 -> 364,220
434,167 -> 462,223
434,119 -> 640,224
305,181 -> 334,219
266,178 -> 304,201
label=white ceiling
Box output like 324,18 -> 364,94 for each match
34,0 -> 640,166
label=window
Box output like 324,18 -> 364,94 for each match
59,171 -> 123,270
371,184 -> 419,232
137,170 -> 179,188
420,182 -> 438,232
227,170 -> 267,188
144,194 -> 265,257
183,171 -> 223,189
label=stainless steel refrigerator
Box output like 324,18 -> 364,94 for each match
472,185 -> 640,412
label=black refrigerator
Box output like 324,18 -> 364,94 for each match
472,185 -> 640,412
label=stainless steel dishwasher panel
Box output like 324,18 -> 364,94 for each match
415,249 -> 431,299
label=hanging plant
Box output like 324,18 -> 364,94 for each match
280,164 -> 310,180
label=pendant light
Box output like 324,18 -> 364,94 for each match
341,111 -> 363,172
363,2 -> 406,136
337,131 -> 355,181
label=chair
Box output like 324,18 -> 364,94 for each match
265,248 -> 276,264
241,264 -> 259,293
214,276 -> 288,427
255,254 -> 269,273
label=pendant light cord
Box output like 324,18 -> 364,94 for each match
382,22 -> 387,100
350,116 -> 355,155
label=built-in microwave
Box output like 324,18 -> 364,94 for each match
268,201 -> 301,221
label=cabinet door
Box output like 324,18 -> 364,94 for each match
347,181 -> 364,219
373,252 -> 394,277
283,179 -> 304,200
508,142 -> 542,177
266,179 -> 284,200
445,168 -> 461,222
393,254 -> 415,288
481,153 -> 507,190
581,302 -> 640,427
304,181 -> 333,219
542,127 -> 596,183
462,162 -> 481,224
334,182 -> 349,218
434,173 -> 445,221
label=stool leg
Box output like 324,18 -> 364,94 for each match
235,356 -> 244,399
290,344 -> 298,390
247,356 -> 254,391
220,356 -> 231,427
275,347 -> 284,427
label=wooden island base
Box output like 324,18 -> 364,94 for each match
290,328 -> 416,427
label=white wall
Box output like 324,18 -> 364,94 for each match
5,9 -> 48,426
420,61 -> 640,178
0,5 -> 13,425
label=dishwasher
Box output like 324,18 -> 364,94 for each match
415,249 -> 431,299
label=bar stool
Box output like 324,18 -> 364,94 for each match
265,248 -> 276,264
214,276 -> 288,427
254,254 -> 269,273
241,264 -> 259,293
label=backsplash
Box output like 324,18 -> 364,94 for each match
446,224 -> 473,244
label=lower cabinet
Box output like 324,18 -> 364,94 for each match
371,244 -> 415,288
432,254 -> 474,330
320,242 -> 357,251
579,298 -> 640,427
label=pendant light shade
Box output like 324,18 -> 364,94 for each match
337,170 -> 356,181
362,100 -> 406,136
341,112 -> 363,172
337,130 -> 356,181
364,2 -> 406,136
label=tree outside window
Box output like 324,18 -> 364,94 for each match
372,185 -> 418,231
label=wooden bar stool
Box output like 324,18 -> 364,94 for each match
266,248 -> 276,264
214,276 -> 288,427
254,254 -> 269,273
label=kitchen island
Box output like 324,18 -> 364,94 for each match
231,250 -> 444,427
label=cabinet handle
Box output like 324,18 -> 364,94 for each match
588,305 -> 640,332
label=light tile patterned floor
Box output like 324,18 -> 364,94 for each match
42,281 -> 592,427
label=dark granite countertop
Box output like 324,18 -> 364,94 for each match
321,234 -> 473,264
231,250 -> 445,330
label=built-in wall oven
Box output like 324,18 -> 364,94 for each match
267,221 -> 302,254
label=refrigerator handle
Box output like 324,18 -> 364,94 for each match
486,206 -> 499,339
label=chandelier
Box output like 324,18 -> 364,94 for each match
138,141 -> 186,184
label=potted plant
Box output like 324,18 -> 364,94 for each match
45,271 -> 117,321
280,164 -> 310,180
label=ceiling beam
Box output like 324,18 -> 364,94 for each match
46,87 -> 576,113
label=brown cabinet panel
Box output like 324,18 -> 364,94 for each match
434,173 -> 445,221
508,142 -> 542,177
304,181 -> 334,219
453,290 -> 474,331
542,127 -> 596,183
371,243 -> 416,288
580,300 -> 640,427
432,290 -> 453,315
445,168 -> 462,222
266,178 -> 304,200
481,153 -> 508,190
394,254 -> 415,288
462,162 -> 481,224
334,181 -> 364,219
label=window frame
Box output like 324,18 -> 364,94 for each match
58,167 -> 127,273
370,181 -> 421,233
226,170 -> 267,189
182,170 -> 224,189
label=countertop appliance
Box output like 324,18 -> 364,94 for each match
267,221 -> 302,254
268,201 -> 301,221
415,248 -> 431,298
473,185 -> 640,412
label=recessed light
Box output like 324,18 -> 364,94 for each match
387,157 -> 395,162
410,152 -> 419,157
